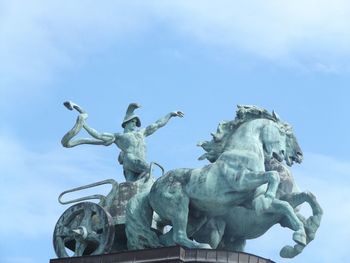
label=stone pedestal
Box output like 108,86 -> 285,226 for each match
50,246 -> 275,263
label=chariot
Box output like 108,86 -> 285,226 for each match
53,164 -> 163,258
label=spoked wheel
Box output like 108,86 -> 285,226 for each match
53,202 -> 115,257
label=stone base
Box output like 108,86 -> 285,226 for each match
50,246 -> 275,263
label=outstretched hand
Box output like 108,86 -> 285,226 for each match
63,101 -> 86,115
171,111 -> 184,118
63,101 -> 74,110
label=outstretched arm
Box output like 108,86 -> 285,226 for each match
61,101 -> 117,148
62,121 -> 116,148
82,124 -> 117,146
61,115 -> 117,147
143,111 -> 184,137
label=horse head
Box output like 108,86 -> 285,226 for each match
260,120 -> 287,163
197,105 -> 303,168
285,132 -> 303,166
260,114 -> 303,167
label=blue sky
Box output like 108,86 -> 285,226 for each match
1,1 -> 350,262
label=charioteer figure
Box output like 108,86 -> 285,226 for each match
61,101 -> 184,182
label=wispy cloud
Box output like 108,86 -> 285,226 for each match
152,0 -> 350,71
1,1 -> 350,103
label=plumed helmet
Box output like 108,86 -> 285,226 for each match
122,103 -> 141,128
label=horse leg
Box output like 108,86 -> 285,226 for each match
193,218 -> 226,249
232,170 -> 281,215
279,209 -> 307,257
229,239 -> 246,252
160,214 -> 210,247
170,198 -> 211,249
260,198 -> 307,258
237,170 -> 307,247
281,191 -> 323,215
219,236 -> 246,252
279,244 -> 305,258
278,212 -> 310,258
159,229 -> 176,246
150,181 -> 211,249
231,170 -> 280,199
281,191 -> 322,242
271,199 -> 306,244
275,191 -> 323,258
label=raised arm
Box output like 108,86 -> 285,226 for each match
143,111 -> 184,137
61,101 -> 117,147
61,120 -> 116,148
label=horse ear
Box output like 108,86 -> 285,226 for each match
272,110 -> 281,121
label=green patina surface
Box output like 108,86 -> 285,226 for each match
54,103 -> 322,260
61,101 -> 183,182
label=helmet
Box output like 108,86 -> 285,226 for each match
122,103 -> 141,128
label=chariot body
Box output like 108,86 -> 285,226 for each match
53,172 -> 162,258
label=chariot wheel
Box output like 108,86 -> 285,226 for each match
53,202 -> 115,257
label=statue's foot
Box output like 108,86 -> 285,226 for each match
280,244 -> 304,258
280,245 -> 294,258
293,230 -> 307,246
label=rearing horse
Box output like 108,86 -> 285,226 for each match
126,105 -> 307,251
192,158 -> 322,258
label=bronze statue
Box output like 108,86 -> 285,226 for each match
61,101 -> 184,181
54,104 -> 322,260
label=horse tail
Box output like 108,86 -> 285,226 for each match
125,190 -> 161,249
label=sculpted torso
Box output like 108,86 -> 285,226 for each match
115,131 -> 147,160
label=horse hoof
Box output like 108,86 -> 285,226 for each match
280,244 -> 303,258
306,231 -> 315,241
198,243 -> 212,249
293,231 -> 307,245
193,240 -> 212,249
280,246 -> 294,258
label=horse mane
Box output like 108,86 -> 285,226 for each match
198,105 -> 282,163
